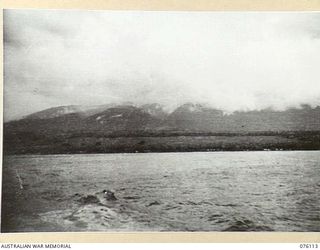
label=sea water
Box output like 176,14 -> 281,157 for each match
2,151 -> 320,232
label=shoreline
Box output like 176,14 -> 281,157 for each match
4,148 -> 320,156
4,132 -> 320,155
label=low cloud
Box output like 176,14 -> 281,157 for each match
4,10 -> 320,121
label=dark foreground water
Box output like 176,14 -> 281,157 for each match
2,151 -> 320,232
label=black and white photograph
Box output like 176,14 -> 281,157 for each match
2,9 -> 320,233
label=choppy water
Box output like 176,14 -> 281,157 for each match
2,151 -> 320,232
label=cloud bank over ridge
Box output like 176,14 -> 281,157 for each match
4,10 -> 320,121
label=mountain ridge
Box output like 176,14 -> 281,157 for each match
4,103 -> 320,154
6,103 -> 320,133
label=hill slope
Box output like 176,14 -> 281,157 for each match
3,103 -> 320,154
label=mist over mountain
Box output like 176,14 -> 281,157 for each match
4,102 -> 320,154
4,10 -> 320,154
4,11 -> 320,121
5,102 -> 320,133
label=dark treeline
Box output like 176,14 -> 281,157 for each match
4,130 -> 320,155
65,130 -> 320,138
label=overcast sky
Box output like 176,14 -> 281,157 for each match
4,10 -> 320,121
